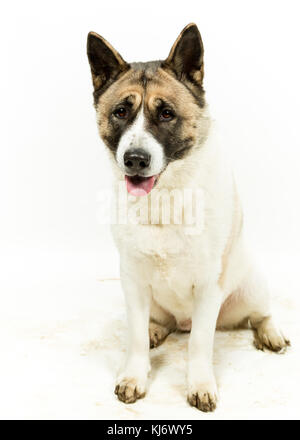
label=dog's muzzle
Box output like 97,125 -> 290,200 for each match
123,148 -> 157,196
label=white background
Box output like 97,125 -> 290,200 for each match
0,0 -> 300,420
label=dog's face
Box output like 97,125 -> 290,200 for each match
87,23 -> 206,196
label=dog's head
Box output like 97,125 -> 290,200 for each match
87,23 -> 208,196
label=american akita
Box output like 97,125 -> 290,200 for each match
87,23 -> 290,412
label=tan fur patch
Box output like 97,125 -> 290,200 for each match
218,178 -> 244,288
145,68 -> 201,119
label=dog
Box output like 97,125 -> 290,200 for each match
87,23 -> 290,412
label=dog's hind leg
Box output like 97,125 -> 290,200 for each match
217,264 -> 290,353
149,298 -> 176,348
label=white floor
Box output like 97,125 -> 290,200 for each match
0,246 -> 299,420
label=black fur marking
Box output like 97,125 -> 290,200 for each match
103,100 -> 141,154
145,112 -> 195,162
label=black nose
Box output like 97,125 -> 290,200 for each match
124,148 -> 151,173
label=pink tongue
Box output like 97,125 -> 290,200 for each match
125,175 -> 156,196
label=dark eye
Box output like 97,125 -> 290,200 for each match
114,107 -> 128,119
159,108 -> 174,122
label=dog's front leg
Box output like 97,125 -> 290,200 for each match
115,269 -> 151,404
187,283 -> 223,412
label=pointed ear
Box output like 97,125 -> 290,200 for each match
87,32 -> 129,91
162,23 -> 204,87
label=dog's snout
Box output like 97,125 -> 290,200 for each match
124,149 -> 151,173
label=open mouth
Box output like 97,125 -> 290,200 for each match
125,175 -> 157,196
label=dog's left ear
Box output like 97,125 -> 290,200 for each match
162,23 -> 204,87
87,32 -> 129,91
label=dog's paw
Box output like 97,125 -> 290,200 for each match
114,377 -> 146,404
187,381 -> 218,412
254,317 -> 290,353
149,321 -> 171,348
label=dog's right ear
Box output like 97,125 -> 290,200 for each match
87,32 -> 129,91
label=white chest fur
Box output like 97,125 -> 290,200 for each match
111,130 -> 234,322
112,222 -> 218,322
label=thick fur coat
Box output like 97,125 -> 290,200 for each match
87,23 -> 289,411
